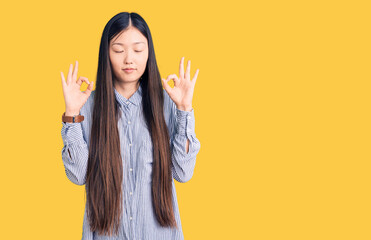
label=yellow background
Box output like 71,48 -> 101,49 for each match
0,0 -> 370,239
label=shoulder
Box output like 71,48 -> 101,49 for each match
163,88 -> 175,114
163,88 -> 169,105
80,90 -> 95,117
162,88 -> 177,128
86,89 -> 95,107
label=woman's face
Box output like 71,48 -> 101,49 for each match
109,27 -> 149,85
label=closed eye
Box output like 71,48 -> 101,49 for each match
114,51 -> 143,53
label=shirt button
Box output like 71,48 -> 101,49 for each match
130,216 -> 132,220
126,100 -> 129,104
128,121 -> 131,124
187,116 -> 191,120
130,192 -> 132,195
130,168 -> 133,171
129,143 -> 132,147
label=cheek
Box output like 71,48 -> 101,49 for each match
139,54 -> 149,70
109,56 -> 121,71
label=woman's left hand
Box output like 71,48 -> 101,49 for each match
162,57 -> 199,112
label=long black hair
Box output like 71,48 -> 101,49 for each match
85,12 -> 177,236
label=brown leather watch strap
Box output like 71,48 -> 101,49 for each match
62,112 -> 84,123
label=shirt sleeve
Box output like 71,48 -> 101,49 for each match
168,97 -> 201,183
61,121 -> 89,185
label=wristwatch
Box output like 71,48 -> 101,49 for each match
62,112 -> 84,123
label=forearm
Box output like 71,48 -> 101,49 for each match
171,108 -> 201,183
61,122 -> 89,185
186,139 -> 189,153
175,105 -> 192,153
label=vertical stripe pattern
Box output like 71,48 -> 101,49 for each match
60,83 -> 201,240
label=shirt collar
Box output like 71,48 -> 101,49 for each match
114,83 -> 142,107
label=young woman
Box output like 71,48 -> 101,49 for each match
60,12 -> 201,240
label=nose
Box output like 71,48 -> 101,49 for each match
124,51 -> 134,65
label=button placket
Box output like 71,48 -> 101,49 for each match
119,101 -> 136,232
128,118 -> 133,169
126,108 -> 136,226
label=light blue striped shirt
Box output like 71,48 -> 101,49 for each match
60,83 -> 201,240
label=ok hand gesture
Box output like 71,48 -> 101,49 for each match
61,61 -> 94,116
161,57 -> 199,112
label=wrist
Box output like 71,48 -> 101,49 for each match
176,104 -> 193,112
62,111 -> 84,123
65,110 -> 80,116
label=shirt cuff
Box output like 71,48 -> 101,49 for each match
175,108 -> 196,137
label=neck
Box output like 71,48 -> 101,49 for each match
114,80 -> 140,99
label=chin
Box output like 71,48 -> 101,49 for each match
118,77 -> 139,83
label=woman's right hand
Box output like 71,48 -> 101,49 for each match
61,61 -> 94,116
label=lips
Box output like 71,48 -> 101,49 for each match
123,68 -> 136,73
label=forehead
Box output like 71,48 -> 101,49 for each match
111,28 -> 147,46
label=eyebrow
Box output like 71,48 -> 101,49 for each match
112,42 -> 145,46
